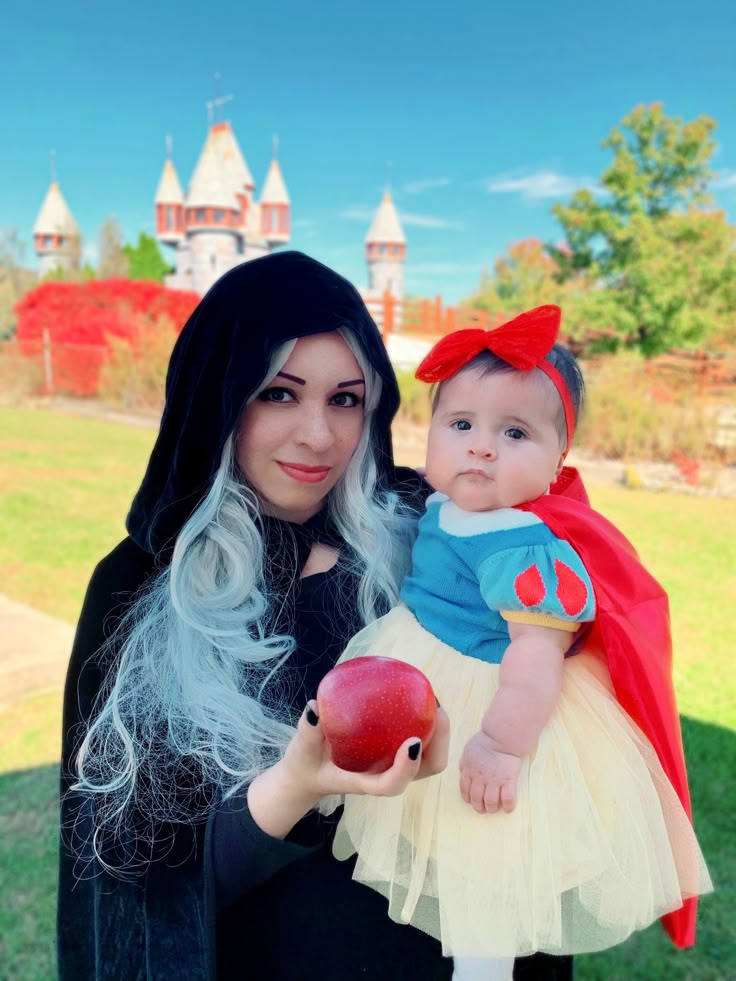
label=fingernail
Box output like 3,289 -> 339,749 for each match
306,706 -> 319,727
408,741 -> 421,761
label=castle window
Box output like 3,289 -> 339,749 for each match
195,209 -> 206,223
213,210 -> 225,222
166,206 -> 173,227
59,236 -> 66,246
43,235 -> 52,247
379,244 -> 387,254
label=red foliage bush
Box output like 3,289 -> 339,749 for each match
15,279 -> 199,395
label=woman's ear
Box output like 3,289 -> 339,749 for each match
555,453 -> 566,478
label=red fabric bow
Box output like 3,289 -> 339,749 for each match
415,304 -> 561,382
415,304 -> 575,453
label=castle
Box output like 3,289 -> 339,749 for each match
32,119 -> 407,307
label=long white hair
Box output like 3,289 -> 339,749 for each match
72,327 -> 418,874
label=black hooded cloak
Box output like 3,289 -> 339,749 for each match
57,252 -> 444,980
57,252 -> 572,980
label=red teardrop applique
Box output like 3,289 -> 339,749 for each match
554,559 -> 588,617
514,564 -> 546,607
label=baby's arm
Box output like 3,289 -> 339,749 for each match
459,621 -> 572,814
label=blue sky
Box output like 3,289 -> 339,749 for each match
3,0 -> 736,303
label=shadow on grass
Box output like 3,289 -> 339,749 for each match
576,716 -> 734,980
0,717 -> 732,981
0,762 -> 59,981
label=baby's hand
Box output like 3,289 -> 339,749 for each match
459,730 -> 522,814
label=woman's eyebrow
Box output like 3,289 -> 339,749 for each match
276,371 -> 305,385
338,378 -> 365,388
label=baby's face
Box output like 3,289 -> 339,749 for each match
425,368 -> 564,511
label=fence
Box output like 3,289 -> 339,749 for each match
11,298 -> 736,405
370,290 -> 736,401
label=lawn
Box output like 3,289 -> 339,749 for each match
0,405 -> 733,979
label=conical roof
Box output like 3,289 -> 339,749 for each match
365,192 -> 405,244
187,121 -> 254,210
260,158 -> 290,205
154,158 -> 184,205
33,182 -> 79,237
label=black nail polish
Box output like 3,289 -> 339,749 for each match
306,706 -> 319,726
408,741 -> 421,761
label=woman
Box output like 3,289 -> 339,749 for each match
58,251 -> 573,980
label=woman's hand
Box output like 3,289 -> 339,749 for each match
247,701 -> 449,838
285,700 -> 450,799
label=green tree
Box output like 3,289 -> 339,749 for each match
98,216 -> 130,279
552,103 -> 734,355
123,232 -> 170,283
466,238 -> 570,319
0,228 -> 38,338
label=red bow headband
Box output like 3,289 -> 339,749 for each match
415,304 -> 575,454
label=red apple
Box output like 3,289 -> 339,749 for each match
316,656 -> 436,773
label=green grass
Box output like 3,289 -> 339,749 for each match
0,405 -> 733,979
0,405 -> 156,622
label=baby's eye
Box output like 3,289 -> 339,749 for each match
505,427 -> 526,441
330,391 -> 363,408
452,419 -> 472,431
259,387 -> 296,403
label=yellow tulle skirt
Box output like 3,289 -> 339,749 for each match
329,605 -> 712,958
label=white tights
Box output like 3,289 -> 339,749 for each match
452,956 -> 515,981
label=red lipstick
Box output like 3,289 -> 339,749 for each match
277,462 -> 331,484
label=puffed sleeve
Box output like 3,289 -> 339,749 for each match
478,537 -> 596,631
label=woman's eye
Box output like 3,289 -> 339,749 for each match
259,387 -> 295,404
330,391 -> 363,408
505,427 -> 526,440
452,419 -> 471,431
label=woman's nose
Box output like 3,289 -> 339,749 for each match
296,409 -> 335,452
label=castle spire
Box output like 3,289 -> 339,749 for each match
365,183 -> 406,301
33,170 -> 80,276
260,139 -> 291,245
154,135 -> 184,245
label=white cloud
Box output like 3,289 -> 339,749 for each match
400,212 -> 463,229
403,177 -> 452,194
340,206 -> 463,229
292,218 -> 317,228
484,170 -> 598,201
712,170 -> 736,190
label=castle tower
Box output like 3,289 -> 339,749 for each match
365,191 -> 406,300
33,181 -> 80,277
158,116 -> 291,295
154,141 -> 184,246
259,154 -> 291,246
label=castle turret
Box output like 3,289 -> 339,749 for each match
365,191 -> 406,300
154,153 -> 185,246
259,157 -> 291,246
155,108 -> 293,295
33,181 -> 80,277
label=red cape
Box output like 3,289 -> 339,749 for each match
528,467 -> 697,948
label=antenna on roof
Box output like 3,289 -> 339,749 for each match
165,133 -> 173,158
272,133 -> 279,159
50,148 -> 57,183
206,72 -> 234,126
385,160 -> 393,196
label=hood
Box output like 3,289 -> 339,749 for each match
126,251 -> 400,555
